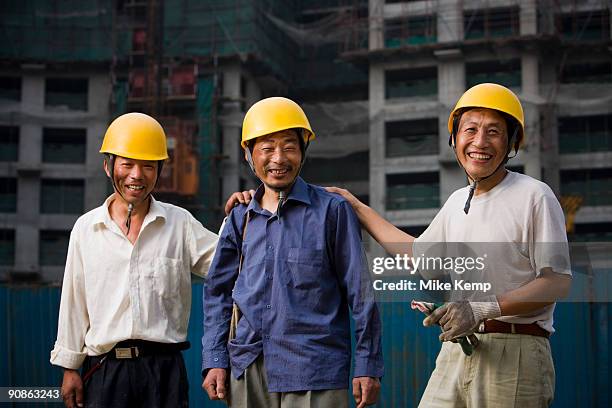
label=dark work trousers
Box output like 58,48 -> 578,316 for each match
82,352 -> 189,408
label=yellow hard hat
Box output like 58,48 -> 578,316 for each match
100,112 -> 169,160
241,97 -> 315,149
447,83 -> 525,146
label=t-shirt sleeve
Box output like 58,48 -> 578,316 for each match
530,193 -> 572,277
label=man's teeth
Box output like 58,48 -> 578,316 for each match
127,185 -> 145,190
468,153 -> 491,160
270,169 -> 288,175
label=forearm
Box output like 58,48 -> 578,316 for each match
353,202 -> 414,256
497,269 -> 571,316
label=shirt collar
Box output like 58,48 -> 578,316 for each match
245,177 -> 311,215
286,177 -> 311,205
93,194 -> 166,229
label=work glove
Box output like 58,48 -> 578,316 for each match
424,295 -> 500,341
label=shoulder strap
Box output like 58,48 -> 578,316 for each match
229,211 -> 250,342
237,211 -> 250,276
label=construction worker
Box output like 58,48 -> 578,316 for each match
50,112 -> 218,408
202,97 -> 383,408
227,84 -> 572,407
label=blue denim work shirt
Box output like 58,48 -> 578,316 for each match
201,177 -> 384,392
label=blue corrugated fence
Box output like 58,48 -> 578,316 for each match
0,284 -> 609,407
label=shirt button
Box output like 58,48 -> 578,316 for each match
266,304 -> 271,309
264,335 -> 270,339
213,357 -> 219,362
268,245 -> 274,250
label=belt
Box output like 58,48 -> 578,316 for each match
478,320 -> 550,339
111,340 -> 190,359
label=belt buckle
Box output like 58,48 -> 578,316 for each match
115,347 -> 139,359
477,321 -> 486,333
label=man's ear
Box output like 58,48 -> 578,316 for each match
103,159 -> 110,177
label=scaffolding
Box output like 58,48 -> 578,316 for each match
3,0 -> 610,228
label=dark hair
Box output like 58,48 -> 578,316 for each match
104,153 -> 164,179
247,128 -> 306,157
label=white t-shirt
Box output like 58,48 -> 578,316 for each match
414,171 -> 571,333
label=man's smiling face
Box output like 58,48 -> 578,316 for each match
105,156 -> 158,205
248,129 -> 302,191
455,108 -> 508,180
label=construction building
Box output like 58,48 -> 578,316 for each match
0,0 -> 611,281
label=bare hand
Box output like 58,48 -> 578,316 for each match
61,369 -> 84,408
224,190 -> 256,215
352,376 -> 381,408
202,368 -> 228,401
325,186 -> 363,212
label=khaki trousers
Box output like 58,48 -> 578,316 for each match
228,355 -> 349,408
419,333 -> 555,408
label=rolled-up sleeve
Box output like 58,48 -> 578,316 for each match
187,215 -> 219,278
332,201 -> 384,379
50,225 -> 90,370
201,209 -> 242,374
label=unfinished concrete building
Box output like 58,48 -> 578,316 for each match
1,0 -> 611,281
347,0 -> 612,253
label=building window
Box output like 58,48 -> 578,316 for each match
42,128 -> 86,163
466,59 -> 521,89
385,67 -> 437,99
0,76 -> 21,101
385,15 -> 437,47
0,229 -> 15,266
557,9 -> 610,40
560,168 -> 612,207
464,7 -> 519,39
559,115 -> 612,154
386,119 -> 438,157
303,152 -> 369,183
40,179 -> 85,214
39,230 -> 70,266
387,172 -> 439,210
560,61 -> 612,84
45,78 -> 88,111
0,178 -> 17,213
572,222 -> 612,242
0,126 -> 19,162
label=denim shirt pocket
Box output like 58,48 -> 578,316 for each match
284,247 -> 325,289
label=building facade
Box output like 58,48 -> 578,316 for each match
1,0 -> 611,281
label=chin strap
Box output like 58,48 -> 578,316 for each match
125,203 -> 134,233
464,182 -> 477,214
277,190 -> 286,220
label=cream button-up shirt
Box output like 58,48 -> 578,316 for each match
50,196 -> 218,369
